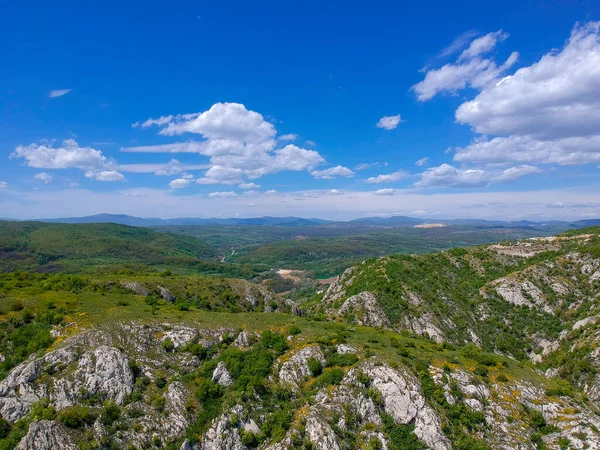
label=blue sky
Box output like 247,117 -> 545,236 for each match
1,0 -> 600,220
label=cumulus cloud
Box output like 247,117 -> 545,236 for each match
12,139 -> 109,170
196,166 -> 244,185
454,22 -> 600,166
412,30 -> 518,101
365,171 -> 408,184
415,163 -> 540,188
208,191 -> 237,198
239,182 -> 260,189
169,178 -> 192,189
373,188 -> 395,196
0,181 -> 7,189
127,103 -> 328,184
278,133 -> 297,141
34,173 -> 53,184
311,165 -> 355,179
376,115 -> 402,130
49,89 -> 71,98
87,170 -> 126,182
415,158 -> 429,167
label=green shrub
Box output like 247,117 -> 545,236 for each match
313,368 -> 344,388
100,402 -> 121,426
155,376 -> 167,389
325,353 -> 358,367
57,406 -> 98,429
0,419 -> 11,439
288,325 -> 301,335
162,338 -> 175,353
307,358 -> 323,377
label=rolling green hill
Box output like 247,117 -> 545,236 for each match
0,221 -> 221,273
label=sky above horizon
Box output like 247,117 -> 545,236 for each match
2,0 -> 600,220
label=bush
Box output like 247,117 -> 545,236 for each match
261,330 -> 289,355
162,338 -> 175,353
155,376 -> 167,389
57,406 -> 98,429
0,418 -> 11,439
288,325 -> 301,335
325,353 -> 359,367
313,368 -> 344,388
307,357 -> 322,377
100,402 -> 121,426
474,366 -> 488,378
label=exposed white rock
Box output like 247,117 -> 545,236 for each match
492,277 -> 552,313
200,405 -> 245,450
212,361 -> 233,386
323,267 -> 355,305
162,326 -> 198,349
305,412 -> 341,450
16,420 -> 78,450
120,281 -> 149,296
278,345 -> 325,388
404,314 -> 445,343
336,344 -> 357,354
72,345 -> 134,405
159,286 -> 175,302
363,361 -> 451,450
165,381 -> 189,434
338,292 -> 390,327
573,316 -> 598,331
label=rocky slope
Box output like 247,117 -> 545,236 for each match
0,228 -> 599,449
316,228 -> 600,403
0,318 -> 598,449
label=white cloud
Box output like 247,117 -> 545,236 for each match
49,89 -> 71,98
208,191 -> 237,198
127,103 -> 328,183
439,30 -> 479,58
278,133 -> 297,141
327,189 -> 343,195
34,172 -> 53,184
196,166 -> 244,185
305,140 -> 316,147
12,139 -> 108,170
0,182 -> 7,189
311,165 -> 355,179
89,170 -> 126,182
415,157 -> 429,167
365,171 -> 408,184
412,30 -> 518,101
132,115 -> 174,128
373,188 -> 395,196
376,115 -> 402,130
169,178 -> 192,189
415,163 -> 540,188
152,103 -> 276,142
265,190 -> 278,196
67,182 -> 79,188
239,182 -> 260,189
454,22 -> 600,166
355,162 -> 379,171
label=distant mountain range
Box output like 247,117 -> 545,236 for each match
7,213 -> 599,229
